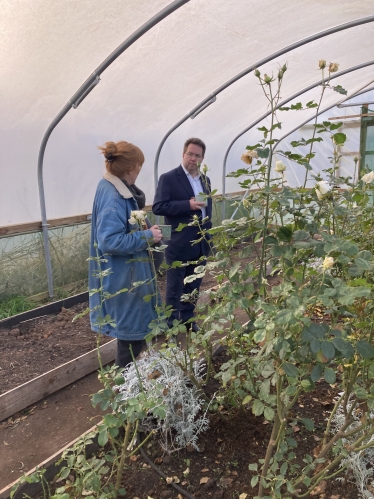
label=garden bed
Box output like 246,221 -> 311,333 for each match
3,350 -> 357,499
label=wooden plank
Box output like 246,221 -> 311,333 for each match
328,112 -> 374,120
0,192 -> 249,237
0,424 -> 100,499
0,291 -> 88,329
0,214 -> 92,237
0,339 -> 117,422
28,279 -> 87,303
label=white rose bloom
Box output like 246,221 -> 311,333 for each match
275,160 -> 286,172
128,210 -> 146,225
315,180 -> 331,199
361,171 -> 374,184
322,256 -> 334,270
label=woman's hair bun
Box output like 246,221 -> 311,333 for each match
105,142 -> 117,156
98,142 -> 118,162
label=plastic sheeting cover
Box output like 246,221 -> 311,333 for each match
1,0 -> 373,225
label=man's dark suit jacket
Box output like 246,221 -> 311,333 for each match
152,165 -> 212,262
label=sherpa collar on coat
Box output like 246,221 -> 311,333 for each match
103,171 -> 133,199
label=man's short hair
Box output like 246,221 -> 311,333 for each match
183,138 -> 206,157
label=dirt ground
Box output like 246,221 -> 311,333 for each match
0,260 -> 361,498
120,352 -> 357,499
0,264 -> 222,395
0,269 -> 219,490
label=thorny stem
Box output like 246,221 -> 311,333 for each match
115,421 -> 132,491
258,81 -> 276,288
302,83 -> 326,189
130,344 -> 146,397
322,391 -> 345,447
258,415 -> 281,497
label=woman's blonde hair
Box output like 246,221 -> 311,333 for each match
98,141 -> 145,177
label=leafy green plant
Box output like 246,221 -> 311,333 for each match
0,295 -> 35,319
178,60 -> 374,498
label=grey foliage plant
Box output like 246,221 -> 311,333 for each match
332,394 -> 374,498
114,347 -> 210,453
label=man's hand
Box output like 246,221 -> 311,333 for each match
149,225 -> 162,243
190,198 -> 206,211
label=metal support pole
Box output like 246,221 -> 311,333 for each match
37,0 -> 190,298
154,14 -> 374,206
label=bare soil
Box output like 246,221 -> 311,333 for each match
0,271 -> 217,395
40,352 -> 356,499
0,256 -> 360,498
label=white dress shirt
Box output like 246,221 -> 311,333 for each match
181,165 -> 207,219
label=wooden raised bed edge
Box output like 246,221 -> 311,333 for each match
0,424 -> 102,499
0,339 -> 116,422
0,292 -> 89,329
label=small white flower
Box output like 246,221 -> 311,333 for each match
322,256 -> 334,270
315,180 -> 331,200
128,210 -> 146,225
275,160 -> 286,172
361,171 -> 374,184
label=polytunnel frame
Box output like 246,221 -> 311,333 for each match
273,84 -> 374,157
221,59 -> 374,218
228,83 -> 374,221
153,14 -> 374,193
38,8 -> 374,298
37,0 -> 190,298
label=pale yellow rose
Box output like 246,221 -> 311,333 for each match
275,161 -> 286,172
361,171 -> 374,184
318,59 -> 326,69
322,256 -> 334,270
315,180 -> 331,199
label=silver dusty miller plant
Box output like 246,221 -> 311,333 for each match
332,394 -> 374,498
115,348 -> 209,453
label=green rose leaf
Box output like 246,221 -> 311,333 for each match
276,309 -> 293,324
251,475 -> 259,487
264,406 -> 275,421
311,364 -> 322,382
256,147 -> 270,158
333,85 -> 347,95
252,399 -> 265,416
98,429 -> 108,447
324,367 -> 336,385
330,122 -> 343,130
282,362 -> 299,378
277,226 -> 293,242
293,230 -> 310,241
355,258 -> 370,271
333,132 -> 347,145
357,250 -> 372,261
301,418 -> 314,431
356,340 -> 374,359
332,337 -> 354,358
321,341 -> 335,360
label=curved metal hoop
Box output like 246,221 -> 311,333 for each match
221,59 -> 374,217
37,0 -> 190,298
154,14 -> 374,191
228,80 -> 374,221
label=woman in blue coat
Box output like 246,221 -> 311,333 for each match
89,141 -> 162,367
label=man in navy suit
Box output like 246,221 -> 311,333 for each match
152,138 -> 212,331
